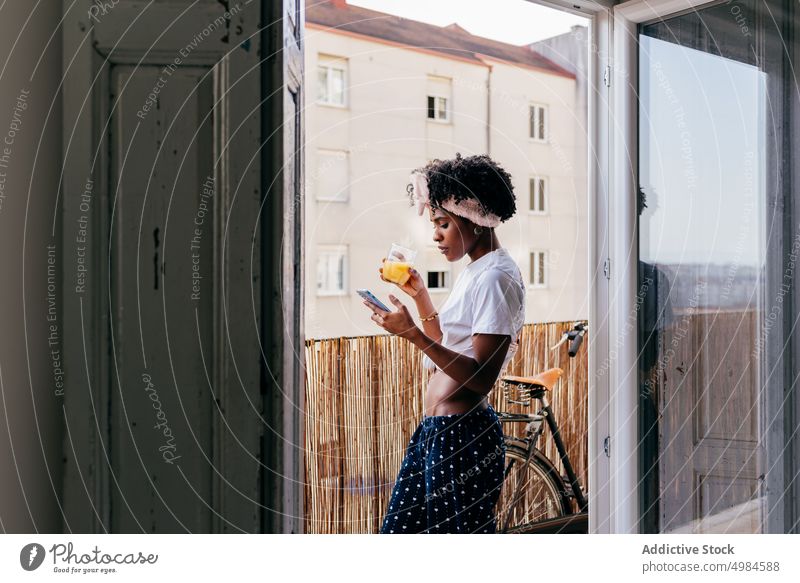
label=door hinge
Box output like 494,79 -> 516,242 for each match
603,258 -> 611,280
603,436 -> 611,458
603,65 -> 611,88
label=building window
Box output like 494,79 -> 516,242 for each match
424,246 -> 451,292
317,246 -> 348,295
426,75 -> 451,122
318,55 -> 347,106
314,149 -> 349,202
529,103 -> 548,141
427,270 -> 450,290
529,250 -> 547,288
529,176 -> 548,213
427,95 -> 449,121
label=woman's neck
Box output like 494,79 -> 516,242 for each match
467,231 -> 501,264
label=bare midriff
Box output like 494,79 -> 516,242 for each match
424,368 -> 489,417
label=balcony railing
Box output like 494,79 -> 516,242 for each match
303,320 -> 588,533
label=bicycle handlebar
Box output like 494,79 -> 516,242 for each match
550,321 -> 588,357
568,332 -> 584,357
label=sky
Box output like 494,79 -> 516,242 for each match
347,0 -> 589,45
639,36 -> 765,266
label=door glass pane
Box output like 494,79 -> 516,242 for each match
638,0 -> 798,534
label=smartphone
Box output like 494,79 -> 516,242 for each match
357,288 -> 391,312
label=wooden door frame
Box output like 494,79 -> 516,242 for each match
260,0 -> 305,534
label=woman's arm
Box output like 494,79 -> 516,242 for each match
363,295 -> 510,396
408,329 -> 511,397
413,289 -> 443,344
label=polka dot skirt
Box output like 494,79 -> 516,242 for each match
379,405 -> 506,534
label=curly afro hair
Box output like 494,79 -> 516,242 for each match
407,152 -> 516,224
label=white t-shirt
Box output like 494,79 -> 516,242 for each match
422,248 -> 526,376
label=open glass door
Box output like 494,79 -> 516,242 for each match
637,0 -> 799,534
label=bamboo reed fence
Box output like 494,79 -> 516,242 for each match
303,321 -> 589,533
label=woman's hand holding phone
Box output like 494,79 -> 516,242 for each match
363,294 -> 419,341
379,257 -> 426,299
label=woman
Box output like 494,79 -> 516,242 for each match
364,153 -> 526,534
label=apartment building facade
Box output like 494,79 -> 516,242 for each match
305,0 -> 587,339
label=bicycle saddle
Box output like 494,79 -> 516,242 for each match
501,367 -> 564,391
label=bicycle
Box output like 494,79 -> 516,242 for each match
494,321 -> 589,534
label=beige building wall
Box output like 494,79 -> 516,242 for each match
484,58 -> 587,326
305,26 -> 588,340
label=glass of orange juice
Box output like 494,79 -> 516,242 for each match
383,243 -> 417,286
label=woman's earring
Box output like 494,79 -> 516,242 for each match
473,226 -> 484,235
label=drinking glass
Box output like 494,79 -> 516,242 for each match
382,243 -> 417,286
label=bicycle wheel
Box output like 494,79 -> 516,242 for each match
495,444 -> 571,532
